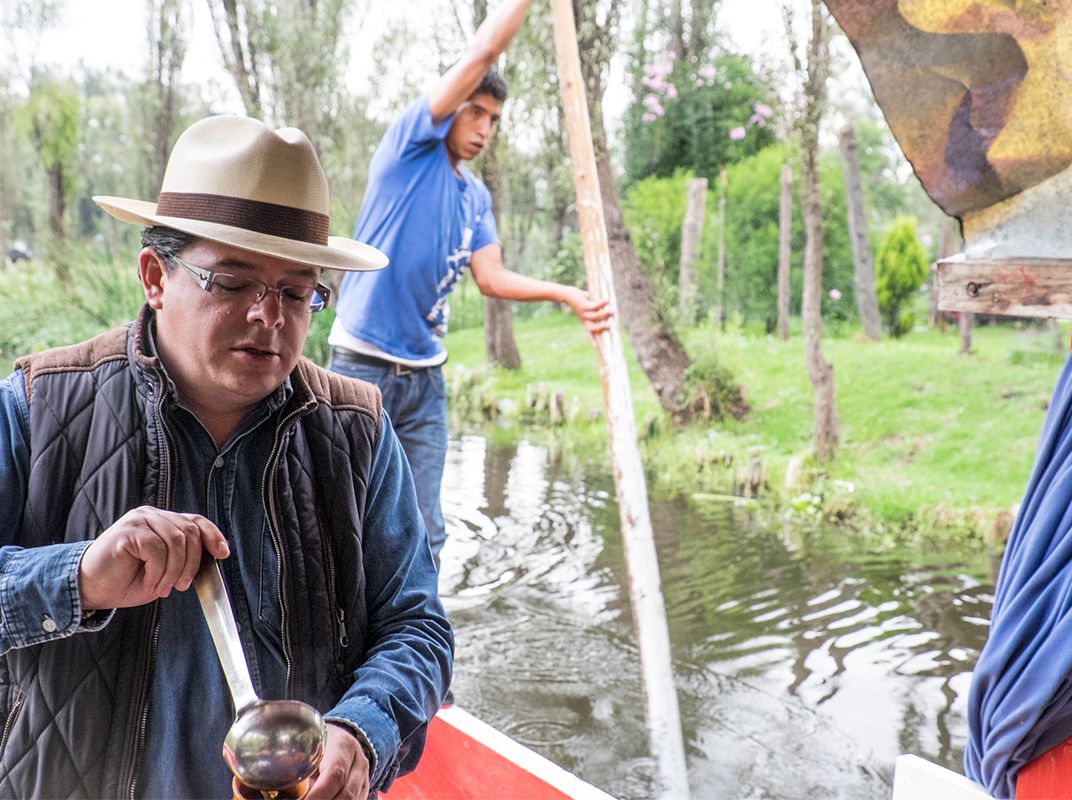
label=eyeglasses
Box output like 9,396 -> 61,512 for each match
169,255 -> 331,314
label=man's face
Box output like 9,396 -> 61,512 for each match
445,93 -> 502,164
141,239 -> 318,418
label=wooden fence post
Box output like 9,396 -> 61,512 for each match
679,176 -> 707,324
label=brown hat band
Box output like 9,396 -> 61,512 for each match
155,192 -> 330,245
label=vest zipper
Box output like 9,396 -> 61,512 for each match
320,521 -> 347,656
263,405 -> 310,691
126,371 -> 170,798
0,690 -> 24,759
126,608 -> 160,800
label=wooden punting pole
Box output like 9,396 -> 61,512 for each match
548,2 -> 691,798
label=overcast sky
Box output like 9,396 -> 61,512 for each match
11,0 -> 832,119
29,1 -> 790,76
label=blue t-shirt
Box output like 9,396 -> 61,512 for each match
334,96 -> 499,362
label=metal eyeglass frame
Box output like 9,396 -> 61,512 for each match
169,254 -> 331,313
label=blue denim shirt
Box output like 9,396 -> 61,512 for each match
0,366 -> 451,797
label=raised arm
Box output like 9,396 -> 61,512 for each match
427,0 -> 533,124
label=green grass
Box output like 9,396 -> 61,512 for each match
445,312 -> 661,418
706,323 -> 1058,520
443,312 -> 1068,543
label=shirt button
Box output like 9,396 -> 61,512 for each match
41,616 -> 58,633
213,456 -> 224,469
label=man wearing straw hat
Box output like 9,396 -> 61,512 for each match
0,115 -> 452,799
328,0 -> 612,573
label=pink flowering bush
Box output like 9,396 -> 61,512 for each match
624,52 -> 776,186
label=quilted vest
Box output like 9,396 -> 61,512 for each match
0,306 -> 381,799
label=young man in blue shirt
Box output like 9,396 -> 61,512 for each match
329,0 -> 612,569
0,115 -> 451,799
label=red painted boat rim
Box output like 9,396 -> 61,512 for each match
433,706 -> 617,800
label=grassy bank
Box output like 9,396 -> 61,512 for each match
443,312 -> 1068,549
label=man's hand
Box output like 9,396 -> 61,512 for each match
306,723 -> 370,800
78,506 -> 230,610
562,286 -> 614,344
468,245 -> 613,345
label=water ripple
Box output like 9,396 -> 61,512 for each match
438,435 -> 992,799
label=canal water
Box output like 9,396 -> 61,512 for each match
437,433 -> 995,800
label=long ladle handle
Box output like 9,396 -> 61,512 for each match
194,558 -> 260,715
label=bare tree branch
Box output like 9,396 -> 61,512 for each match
206,0 -> 263,116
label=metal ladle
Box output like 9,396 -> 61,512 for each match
194,558 -> 326,795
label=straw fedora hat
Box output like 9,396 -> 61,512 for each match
94,115 -> 387,272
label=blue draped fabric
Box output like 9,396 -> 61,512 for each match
966,353 -> 1072,798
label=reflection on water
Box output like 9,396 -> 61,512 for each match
439,435 -> 993,800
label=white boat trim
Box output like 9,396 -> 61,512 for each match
892,754 -> 993,800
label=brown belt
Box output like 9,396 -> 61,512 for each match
330,346 -> 429,376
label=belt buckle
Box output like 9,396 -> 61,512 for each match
394,363 -> 415,376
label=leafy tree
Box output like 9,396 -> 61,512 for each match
721,146 -> 789,330
0,73 -> 39,257
15,75 -> 80,242
719,144 -> 855,331
624,51 -> 776,187
875,216 -> 928,337
77,71 -> 143,240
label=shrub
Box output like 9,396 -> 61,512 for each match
621,169 -> 692,322
875,216 -> 929,337
682,352 -> 749,421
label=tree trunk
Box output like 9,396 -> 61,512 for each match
484,298 -> 521,368
145,0 -> 185,199
716,169 -> 727,331
778,164 -> 792,340
46,164 -> 70,286
959,311 -> 974,355
552,201 -> 568,246
47,165 -> 64,239
678,177 -> 706,324
480,136 -> 522,369
595,138 -> 694,421
932,213 -> 960,332
688,0 -> 714,58
801,0 -> 838,461
208,0 -> 263,117
668,0 -> 686,60
570,0 -> 702,422
838,124 -> 881,340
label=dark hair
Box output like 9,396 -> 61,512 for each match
141,226 -> 196,269
472,67 -> 507,104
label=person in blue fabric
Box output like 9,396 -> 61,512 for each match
328,0 -> 613,570
0,115 -> 452,799
965,355 -> 1072,798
